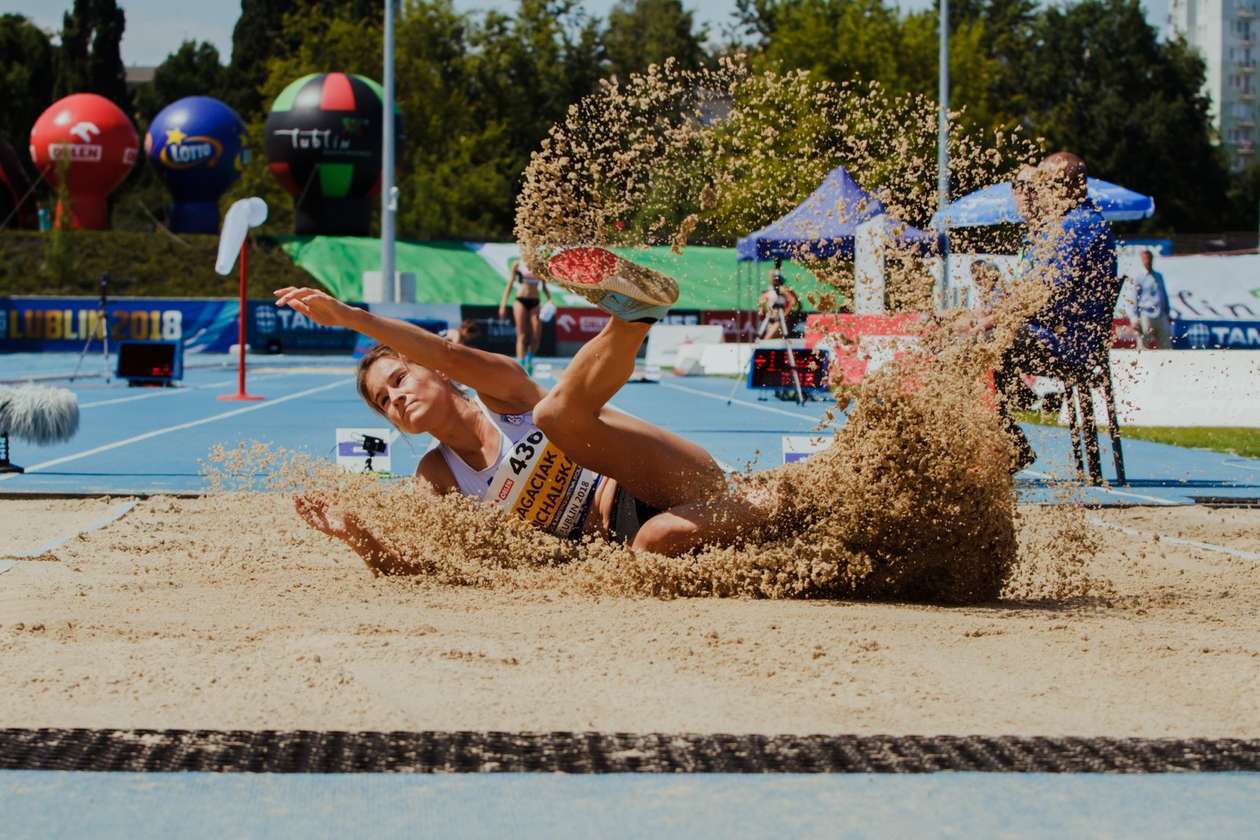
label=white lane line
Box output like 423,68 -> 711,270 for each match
1021,469 -> 1177,506
659,381 -> 822,423
0,378 -> 350,481
79,379 -> 235,408
3,498 -> 140,565
1,498 -> 141,575
1087,515 -> 1260,563
78,369 -> 308,408
609,400 -> 735,473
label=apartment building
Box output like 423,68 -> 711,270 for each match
1172,0 -> 1259,171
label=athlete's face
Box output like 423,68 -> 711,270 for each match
362,356 -> 451,435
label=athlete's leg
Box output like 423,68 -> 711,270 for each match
533,318 -> 726,510
512,300 -> 529,363
631,491 -> 779,555
528,307 -> 543,355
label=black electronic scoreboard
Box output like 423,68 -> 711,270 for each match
746,347 -> 830,391
116,340 -> 183,385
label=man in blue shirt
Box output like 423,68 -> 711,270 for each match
1125,250 -> 1172,349
994,152 -> 1118,471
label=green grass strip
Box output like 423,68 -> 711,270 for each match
1016,411 -> 1260,458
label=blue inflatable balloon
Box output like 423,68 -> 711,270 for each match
145,96 -> 249,234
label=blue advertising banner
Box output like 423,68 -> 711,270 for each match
1174,319 -> 1260,349
246,300 -> 362,354
0,297 -> 240,354
0,297 -> 450,355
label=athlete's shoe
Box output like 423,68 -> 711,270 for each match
547,247 -> 679,324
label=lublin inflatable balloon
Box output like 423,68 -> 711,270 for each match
145,96 -> 249,234
29,93 -> 138,230
264,72 -> 392,235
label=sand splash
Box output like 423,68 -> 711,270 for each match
207,60 -> 1106,605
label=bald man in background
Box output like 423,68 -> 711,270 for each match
994,152 -> 1117,471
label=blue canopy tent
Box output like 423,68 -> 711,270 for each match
930,178 -> 1156,228
736,165 -> 939,261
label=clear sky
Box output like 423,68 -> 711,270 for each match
10,0 -> 1171,67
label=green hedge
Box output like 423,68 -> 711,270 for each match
0,230 -> 317,299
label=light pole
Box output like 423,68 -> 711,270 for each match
382,0 -> 398,301
937,0 -> 951,303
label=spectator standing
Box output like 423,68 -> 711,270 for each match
1126,249 -> 1172,349
993,152 -> 1118,471
498,259 -> 552,375
757,259 -> 802,339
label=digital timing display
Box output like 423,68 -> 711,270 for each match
117,341 -> 180,381
748,348 -> 829,390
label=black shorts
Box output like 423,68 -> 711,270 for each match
607,484 -> 662,544
516,297 -> 540,311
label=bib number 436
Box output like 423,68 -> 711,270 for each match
508,430 -> 545,475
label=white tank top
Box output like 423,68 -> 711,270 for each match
435,396 -> 603,539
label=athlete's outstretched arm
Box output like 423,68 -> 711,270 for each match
274,286 -> 543,411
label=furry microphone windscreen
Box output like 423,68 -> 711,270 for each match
0,385 -> 80,445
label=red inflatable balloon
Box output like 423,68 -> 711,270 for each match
29,93 -> 138,230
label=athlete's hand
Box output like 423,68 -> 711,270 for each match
296,495 -> 401,576
295,494 -> 357,540
274,287 -> 356,329
498,306 -> 507,319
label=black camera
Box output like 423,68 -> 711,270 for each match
361,435 -> 387,456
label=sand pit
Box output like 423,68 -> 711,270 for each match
1,494 -> 1256,737
0,497 -> 130,558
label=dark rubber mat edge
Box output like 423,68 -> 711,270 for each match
2,730 -> 1257,773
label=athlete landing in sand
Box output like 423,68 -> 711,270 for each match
275,248 -> 778,572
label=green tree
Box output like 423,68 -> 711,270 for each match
1021,0 -> 1229,231
604,0 -> 706,80
470,1 -> 605,175
1227,157 -> 1260,230
228,0 -> 382,119
55,0 -> 131,113
227,0 -> 301,119
394,0 -> 518,238
733,0 -> 1009,133
736,0 -> 909,91
0,15 -> 55,149
134,41 -> 229,123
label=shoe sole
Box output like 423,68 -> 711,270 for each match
547,247 -> 679,307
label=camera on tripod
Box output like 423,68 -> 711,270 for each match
361,434 -> 387,472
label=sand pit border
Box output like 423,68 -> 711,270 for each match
2,729 -> 1257,774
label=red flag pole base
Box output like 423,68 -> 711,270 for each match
219,240 -> 264,403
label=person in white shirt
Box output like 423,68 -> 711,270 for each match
1126,249 -> 1172,349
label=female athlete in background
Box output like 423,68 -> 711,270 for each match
498,259 -> 552,374
276,248 -> 776,575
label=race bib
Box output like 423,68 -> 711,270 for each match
485,426 -> 601,539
